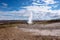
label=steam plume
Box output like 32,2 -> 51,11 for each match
28,12 -> 33,24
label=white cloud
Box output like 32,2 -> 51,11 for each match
1,3 -> 8,8
22,0 -> 60,20
23,6 -> 51,12
0,0 -> 60,20
0,10 -> 29,20
0,8 -> 60,20
42,0 -> 56,4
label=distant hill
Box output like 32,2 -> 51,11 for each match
33,19 -> 60,24
0,19 -> 60,25
0,20 -> 27,25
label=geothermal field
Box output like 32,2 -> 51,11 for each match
0,19 -> 60,40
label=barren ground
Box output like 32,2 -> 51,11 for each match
0,22 -> 60,40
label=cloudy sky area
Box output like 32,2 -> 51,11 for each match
0,0 -> 60,20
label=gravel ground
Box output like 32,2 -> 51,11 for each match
0,27 -> 60,40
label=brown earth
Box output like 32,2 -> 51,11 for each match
0,19 -> 60,40
0,27 -> 60,40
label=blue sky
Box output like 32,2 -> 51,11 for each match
0,0 -> 60,20
0,0 -> 32,11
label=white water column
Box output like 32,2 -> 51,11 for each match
28,11 -> 33,24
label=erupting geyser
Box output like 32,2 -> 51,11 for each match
28,12 -> 33,24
